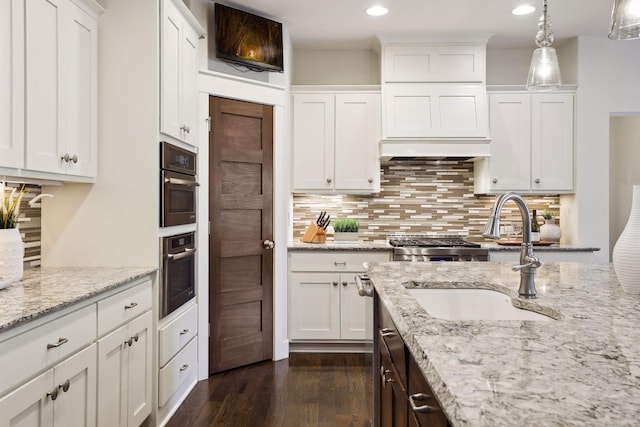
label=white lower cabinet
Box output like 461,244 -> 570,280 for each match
97,310 -> 152,427
288,251 -> 391,342
0,344 -> 96,427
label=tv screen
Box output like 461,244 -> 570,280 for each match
214,3 -> 284,73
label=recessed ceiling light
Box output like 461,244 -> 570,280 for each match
512,5 -> 536,15
366,5 -> 389,16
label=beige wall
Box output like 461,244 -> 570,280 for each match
291,49 -> 379,85
609,116 -> 640,258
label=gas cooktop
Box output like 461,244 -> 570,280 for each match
387,235 -> 488,262
387,235 -> 481,248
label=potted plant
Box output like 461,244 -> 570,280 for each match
332,218 -> 360,242
540,210 -> 561,243
0,182 -> 51,286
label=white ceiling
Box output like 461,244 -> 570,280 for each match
221,0 -> 615,49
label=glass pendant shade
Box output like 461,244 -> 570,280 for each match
609,0 -> 640,40
526,46 -> 562,91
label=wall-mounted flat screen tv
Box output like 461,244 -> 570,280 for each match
214,3 -> 284,73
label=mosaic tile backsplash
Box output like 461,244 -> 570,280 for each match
2,184 -> 42,269
293,160 -> 560,243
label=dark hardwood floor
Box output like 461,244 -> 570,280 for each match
166,353 -> 373,427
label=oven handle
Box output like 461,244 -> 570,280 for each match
355,274 -> 374,297
167,247 -> 196,260
164,177 -> 200,187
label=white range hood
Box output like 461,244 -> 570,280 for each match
379,137 -> 491,161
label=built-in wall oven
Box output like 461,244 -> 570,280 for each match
160,142 -> 198,227
161,232 -> 196,318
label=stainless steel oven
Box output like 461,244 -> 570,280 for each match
160,142 -> 198,227
161,232 -> 196,318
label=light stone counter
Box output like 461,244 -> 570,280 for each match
289,241 -> 392,251
482,242 -> 600,252
0,267 -> 157,333
365,261 -> 640,426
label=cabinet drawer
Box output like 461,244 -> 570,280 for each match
159,304 -> 198,367
0,304 -> 96,395
378,301 -> 407,389
158,336 -> 197,407
289,251 -> 391,272
408,355 -> 449,427
98,279 -> 152,336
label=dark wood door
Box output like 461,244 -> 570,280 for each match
208,96 -> 274,374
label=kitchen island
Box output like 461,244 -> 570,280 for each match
365,261 -> 640,426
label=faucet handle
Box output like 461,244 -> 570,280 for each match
512,255 -> 542,272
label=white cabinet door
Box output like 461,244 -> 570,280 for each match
160,0 -> 200,145
126,311 -> 152,427
160,0 -> 183,142
383,83 -> 488,139
531,94 -> 574,192
0,370 -> 53,427
340,278 -> 372,340
53,344 -> 97,427
334,94 -> 380,192
25,0 -> 66,175
292,94 -> 335,191
0,0 -> 24,169
97,311 -> 152,427
289,272 -> 340,340
64,5 -> 98,177
487,94 -> 532,191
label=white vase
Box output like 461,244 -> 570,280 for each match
333,232 -> 359,242
540,218 -> 562,242
613,185 -> 640,294
0,228 -> 25,286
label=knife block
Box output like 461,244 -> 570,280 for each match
301,222 -> 326,243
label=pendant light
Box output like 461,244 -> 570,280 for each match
609,0 -> 640,40
526,0 -> 562,91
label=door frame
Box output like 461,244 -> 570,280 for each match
196,72 -> 290,380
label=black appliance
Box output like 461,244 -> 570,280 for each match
161,232 -> 196,318
160,142 -> 198,227
387,234 -> 489,262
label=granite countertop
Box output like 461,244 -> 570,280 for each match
365,261 -> 640,426
289,241 -> 392,251
482,242 -> 600,252
0,267 -> 157,333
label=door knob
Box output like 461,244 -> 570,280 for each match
263,239 -> 275,250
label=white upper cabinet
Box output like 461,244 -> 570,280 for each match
292,89 -> 381,193
0,0 -> 24,169
380,43 -> 489,141
1,0 -> 101,180
475,91 -> 574,194
383,45 -> 485,83
160,0 -> 204,146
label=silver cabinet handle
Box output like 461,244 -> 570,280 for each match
60,153 -> 70,162
180,329 -> 189,335
125,337 -> 133,347
355,275 -> 373,297
263,239 -> 275,250
180,125 -> 191,133
47,387 -> 59,401
368,178 -> 373,183
124,302 -> 138,310
379,328 -> 395,338
492,178 -> 498,184
47,337 -> 69,349
342,281 -> 348,287
381,368 -> 394,386
180,364 -> 189,372
133,333 -> 139,343
409,393 -> 440,414
164,177 -> 200,187
326,177 -> 332,183
59,379 -> 70,393
71,154 -> 78,163
332,281 -> 338,287
167,247 -> 196,260
334,261 -> 347,267
535,178 -> 541,184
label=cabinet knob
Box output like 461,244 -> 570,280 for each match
492,178 -> 498,184
59,379 -> 70,393
342,281 -> 348,287
70,154 -> 78,164
180,364 -> 189,372
180,125 -> 190,134
180,329 -> 189,335
326,178 -> 332,183
47,337 -> 69,349
47,387 -> 59,401
368,178 -> 373,183
61,153 -> 70,163
332,281 -> 338,287
535,178 -> 541,184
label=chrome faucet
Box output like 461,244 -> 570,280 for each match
483,192 -> 542,298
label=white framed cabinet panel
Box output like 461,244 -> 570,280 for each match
383,83 -> 488,139
289,272 -> 341,340
24,0 -> 99,178
475,92 -> 574,194
292,90 -> 381,193
160,0 -> 203,146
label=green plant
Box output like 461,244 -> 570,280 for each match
333,218 -> 359,232
541,210 -> 555,220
